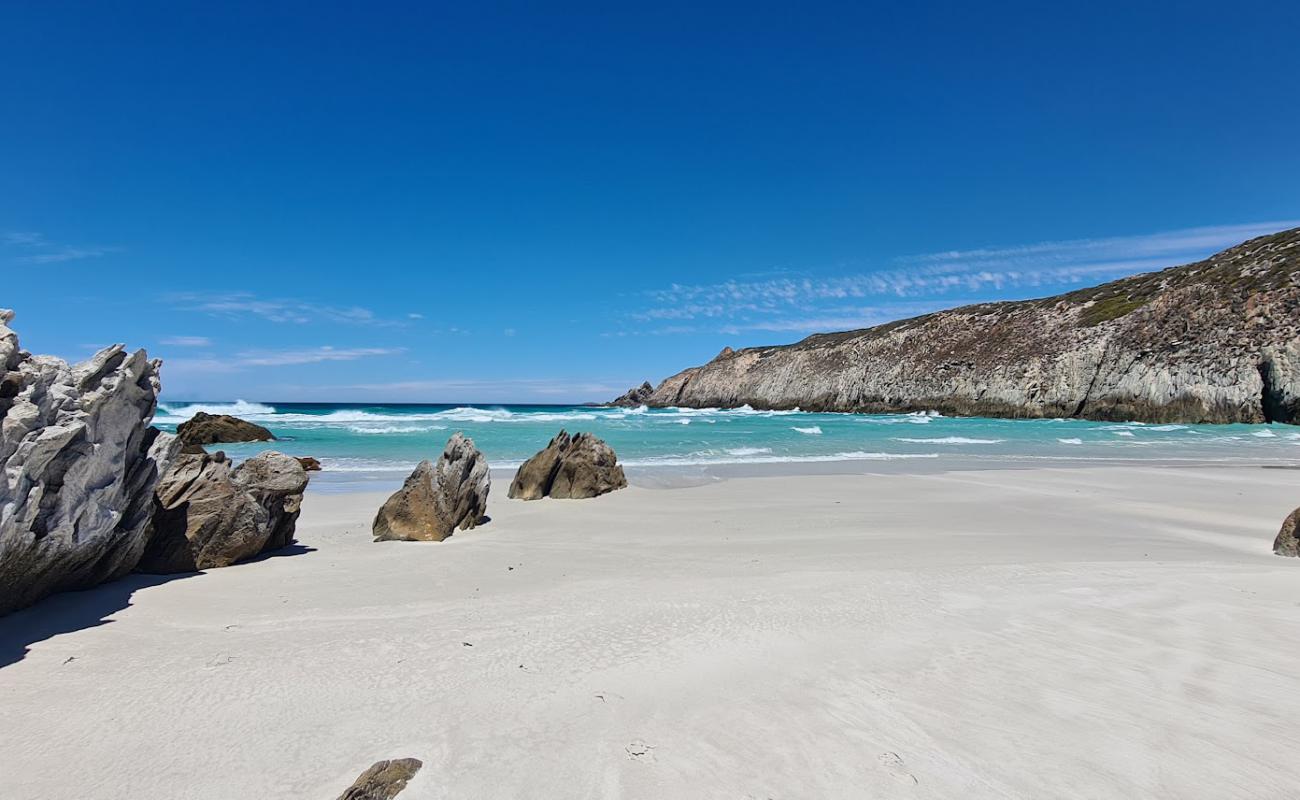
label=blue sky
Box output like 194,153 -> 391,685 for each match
3,1 -> 1298,403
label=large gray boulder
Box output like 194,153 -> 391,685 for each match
373,433 -> 489,542
139,450 -> 308,573
176,411 -> 274,454
508,430 -> 627,500
0,309 -> 178,615
1276,508 -> 1300,557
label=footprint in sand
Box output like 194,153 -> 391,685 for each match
878,752 -> 918,785
625,741 -> 656,762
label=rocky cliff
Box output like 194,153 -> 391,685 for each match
0,310 -> 178,615
633,228 -> 1300,424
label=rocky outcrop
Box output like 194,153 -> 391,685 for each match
0,310 -> 178,615
1275,508 -> 1300,557
337,759 -> 423,800
508,430 -> 628,500
176,411 -> 274,453
634,228 -> 1300,424
296,456 -> 323,472
138,450 -> 308,573
373,433 -> 490,542
609,381 -> 654,407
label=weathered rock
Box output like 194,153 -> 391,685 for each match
640,228 -> 1300,424
1275,508 -> 1300,557
373,433 -> 490,542
138,450 -> 307,573
508,430 -> 627,500
0,310 -> 178,615
296,455 -> 323,471
337,758 -> 422,800
176,411 -> 274,448
608,381 -> 654,407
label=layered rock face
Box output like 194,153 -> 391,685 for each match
1276,508 -> 1300,557
373,433 -> 490,542
0,310 -> 178,615
508,430 -> 628,500
635,229 -> 1300,424
176,411 -> 274,454
139,450 -> 308,573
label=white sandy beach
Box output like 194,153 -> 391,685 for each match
3,465 -> 1300,799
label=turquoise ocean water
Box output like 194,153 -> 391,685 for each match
153,401 -> 1300,492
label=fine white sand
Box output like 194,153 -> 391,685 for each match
3,465 -> 1300,799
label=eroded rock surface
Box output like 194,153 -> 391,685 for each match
139,450 -> 307,573
1276,508 -> 1300,557
373,433 -> 490,542
0,310 -> 177,615
633,228 -> 1300,424
508,430 -> 627,500
337,758 -> 423,800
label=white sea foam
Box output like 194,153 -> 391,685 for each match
893,437 -> 1003,444
1057,438 -> 1084,445
155,400 -> 277,423
792,426 -> 822,435
724,447 -> 773,456
346,425 -> 448,435
1252,429 -> 1277,438
1113,431 -> 1136,437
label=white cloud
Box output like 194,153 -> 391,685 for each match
635,220 -> 1299,334
408,312 -> 424,319
236,346 -> 404,367
170,292 -> 406,327
3,230 -> 116,263
160,336 -> 212,347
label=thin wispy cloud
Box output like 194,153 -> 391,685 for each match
633,220 -> 1299,335
3,230 -> 117,263
333,377 -> 631,397
170,292 -> 408,327
165,345 -> 404,373
160,336 -> 212,347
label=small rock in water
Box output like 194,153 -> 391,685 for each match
336,758 -> 422,800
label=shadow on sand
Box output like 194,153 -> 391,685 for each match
0,543 -> 317,669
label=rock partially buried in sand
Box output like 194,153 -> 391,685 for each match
373,433 -> 490,542
336,758 -> 423,800
176,411 -> 274,454
0,309 -> 178,616
1275,508 -> 1300,557
508,430 -> 627,500
139,450 -> 308,573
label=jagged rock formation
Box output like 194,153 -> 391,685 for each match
296,455 -> 323,471
508,430 -> 628,500
138,450 -> 308,573
176,411 -> 274,453
609,381 -> 655,407
1276,508 -> 1300,557
373,433 -> 490,542
0,309 -> 178,615
337,758 -> 423,800
634,228 -> 1300,424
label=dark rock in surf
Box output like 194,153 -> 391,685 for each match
176,411 -> 274,449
